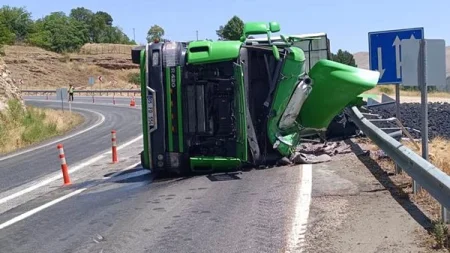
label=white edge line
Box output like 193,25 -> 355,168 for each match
286,164 -> 312,253
104,162 -> 143,179
0,162 -> 145,230
0,135 -> 143,205
0,188 -> 87,230
0,107 -> 106,162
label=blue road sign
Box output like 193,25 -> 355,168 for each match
88,76 -> 95,86
368,28 -> 424,84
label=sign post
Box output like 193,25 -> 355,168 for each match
401,37 -> 447,222
89,76 -> 95,101
401,38 -> 446,188
56,88 -> 68,112
368,27 -> 424,174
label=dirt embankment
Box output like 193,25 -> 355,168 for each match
0,57 -> 25,111
3,44 -> 140,91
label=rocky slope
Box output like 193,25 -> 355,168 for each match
0,57 -> 24,111
3,45 -> 139,90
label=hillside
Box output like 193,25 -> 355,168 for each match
3,44 -> 139,90
0,58 -> 24,111
353,46 -> 450,74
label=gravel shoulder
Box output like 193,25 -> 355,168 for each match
304,142 -> 440,253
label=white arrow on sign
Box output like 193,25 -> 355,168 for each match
377,47 -> 385,79
393,36 -> 402,78
392,34 -> 417,79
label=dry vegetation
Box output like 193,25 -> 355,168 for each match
0,99 -> 84,154
3,44 -> 139,91
79,43 -> 136,55
364,85 -> 450,98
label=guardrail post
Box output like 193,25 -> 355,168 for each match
441,206 -> 450,224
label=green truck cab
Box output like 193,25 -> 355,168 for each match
131,21 -> 379,175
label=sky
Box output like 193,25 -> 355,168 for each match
3,0 -> 449,53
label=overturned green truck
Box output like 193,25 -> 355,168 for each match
131,21 -> 380,175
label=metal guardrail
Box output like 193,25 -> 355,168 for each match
347,106 -> 450,221
20,89 -> 141,96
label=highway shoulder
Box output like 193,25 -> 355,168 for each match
304,142 -> 437,253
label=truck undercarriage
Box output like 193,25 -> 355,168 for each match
132,21 -> 380,176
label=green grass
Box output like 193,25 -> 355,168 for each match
0,99 -> 84,154
127,72 -> 140,85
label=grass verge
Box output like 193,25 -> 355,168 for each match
0,99 -> 84,154
356,136 -> 450,250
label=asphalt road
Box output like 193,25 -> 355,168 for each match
0,99 -> 142,193
0,97 -> 433,252
0,97 -> 310,253
0,163 -> 305,253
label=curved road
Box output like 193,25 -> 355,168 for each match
0,97 -> 430,252
0,100 -> 142,192
0,163 -> 307,253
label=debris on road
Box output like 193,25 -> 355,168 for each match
289,141 -> 352,164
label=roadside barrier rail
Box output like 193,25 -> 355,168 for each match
347,106 -> 450,222
21,89 -> 141,97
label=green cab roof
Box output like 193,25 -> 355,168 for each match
187,40 -> 242,64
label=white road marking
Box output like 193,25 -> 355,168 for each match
0,188 -> 87,230
0,108 -> 105,162
0,135 -> 143,205
286,164 -> 313,253
104,162 -> 143,179
0,162 -> 148,230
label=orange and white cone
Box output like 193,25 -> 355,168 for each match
111,130 -> 118,163
57,144 -> 71,185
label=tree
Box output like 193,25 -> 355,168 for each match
0,5 -> 33,42
69,7 -> 94,24
0,18 -> 15,45
331,49 -> 357,67
28,12 -> 84,53
216,25 -> 224,40
69,7 -> 93,43
146,25 -> 164,43
216,16 -> 244,41
26,19 -> 51,49
1,5 -> 133,52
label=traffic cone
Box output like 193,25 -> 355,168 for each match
130,96 -> 136,107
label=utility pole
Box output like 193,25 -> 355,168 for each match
196,30 -> 198,40
133,28 -> 136,42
